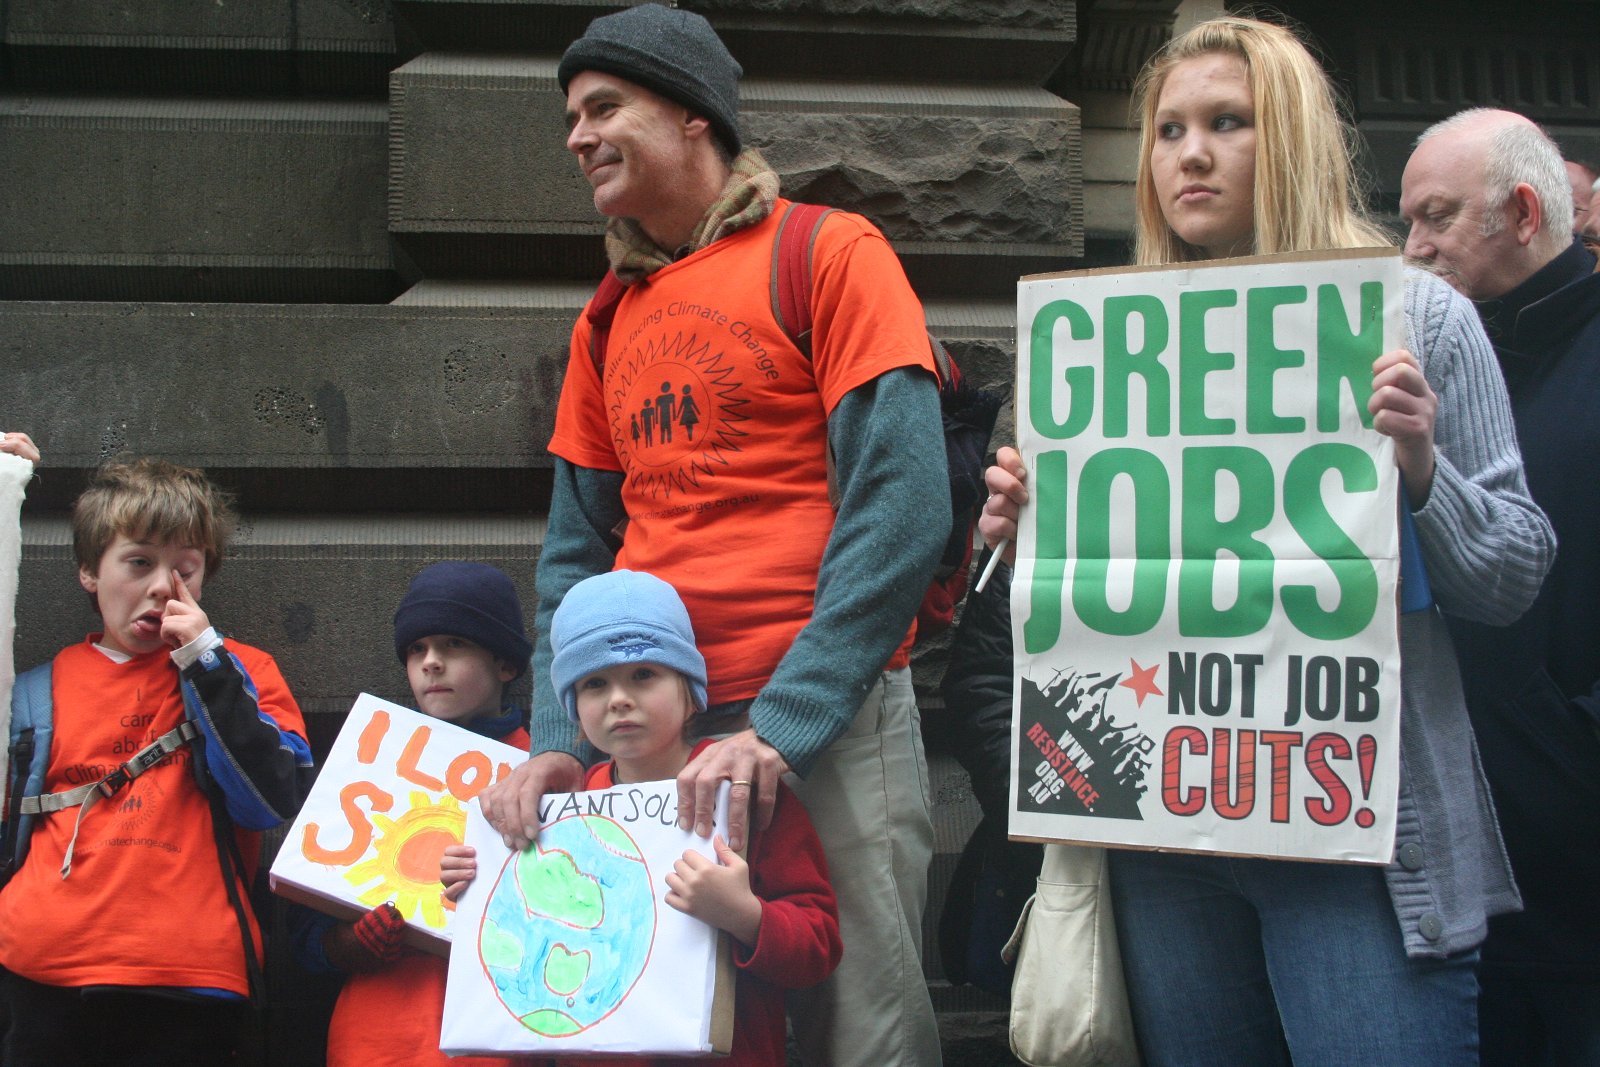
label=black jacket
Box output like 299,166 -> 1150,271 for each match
1450,236 -> 1600,977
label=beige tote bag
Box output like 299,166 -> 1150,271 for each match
1002,843 -> 1141,1067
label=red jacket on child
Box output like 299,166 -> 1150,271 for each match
559,738 -> 842,1067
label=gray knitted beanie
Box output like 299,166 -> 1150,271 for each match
558,3 -> 742,157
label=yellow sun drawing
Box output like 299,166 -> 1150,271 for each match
344,790 -> 466,930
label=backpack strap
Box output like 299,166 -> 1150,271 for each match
23,721 -> 202,817
772,201 -> 954,390
586,269 -> 629,376
196,740 -> 268,1012
768,203 -> 842,505
27,719 -> 202,879
770,202 -> 836,358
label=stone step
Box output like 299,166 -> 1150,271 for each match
0,300 -> 573,477
0,0 -> 395,95
0,293 -> 1016,486
0,95 -> 393,302
393,0 -> 1073,85
389,55 -> 1079,296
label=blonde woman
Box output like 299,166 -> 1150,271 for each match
982,16 -> 1553,1065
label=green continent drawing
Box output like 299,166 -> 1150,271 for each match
478,815 -> 656,1037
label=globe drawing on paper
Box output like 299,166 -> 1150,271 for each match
478,814 -> 657,1037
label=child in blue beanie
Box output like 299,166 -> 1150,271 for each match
454,569 -> 842,1067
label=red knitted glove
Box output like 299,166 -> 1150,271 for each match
351,902 -> 407,964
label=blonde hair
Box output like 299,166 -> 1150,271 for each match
1132,15 -> 1390,265
72,459 -> 237,577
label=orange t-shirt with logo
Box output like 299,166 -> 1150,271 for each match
0,638 -> 305,994
549,204 -> 936,705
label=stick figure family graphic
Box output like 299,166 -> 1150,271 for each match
630,381 -> 702,447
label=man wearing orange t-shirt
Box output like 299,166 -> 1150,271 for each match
478,7 -> 949,1065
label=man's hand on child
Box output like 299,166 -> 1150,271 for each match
665,834 -> 763,948
440,844 -> 477,902
676,729 -> 790,853
160,569 -> 210,649
480,750 -> 584,851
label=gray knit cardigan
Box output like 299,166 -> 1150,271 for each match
1388,268 -> 1555,958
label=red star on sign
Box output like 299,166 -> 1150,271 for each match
1119,658 -> 1163,707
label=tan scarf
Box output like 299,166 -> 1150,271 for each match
605,148 -> 781,284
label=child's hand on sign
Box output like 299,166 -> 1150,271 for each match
323,902 -> 407,973
0,431 -> 39,465
441,844 -> 477,902
1369,348 -> 1438,509
665,834 -> 763,949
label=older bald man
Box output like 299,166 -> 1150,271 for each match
1403,109 -> 1600,1067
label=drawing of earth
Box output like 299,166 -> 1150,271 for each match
478,814 -> 657,1037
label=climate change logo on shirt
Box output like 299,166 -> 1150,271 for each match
607,328 -> 748,499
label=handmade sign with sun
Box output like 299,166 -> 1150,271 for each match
269,693 -> 526,953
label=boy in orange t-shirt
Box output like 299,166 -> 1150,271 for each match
0,459 -> 312,1067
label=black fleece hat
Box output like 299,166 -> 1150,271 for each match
393,561 -> 532,678
558,3 -> 743,157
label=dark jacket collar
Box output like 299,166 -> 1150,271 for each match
464,701 -> 525,742
1477,237 -> 1600,376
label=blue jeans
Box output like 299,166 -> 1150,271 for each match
1109,850 -> 1480,1067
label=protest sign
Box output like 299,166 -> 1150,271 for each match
1009,250 -> 1404,864
269,693 -> 524,953
0,452 -> 32,794
441,779 -> 733,1057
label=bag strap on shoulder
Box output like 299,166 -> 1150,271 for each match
770,202 -> 835,357
586,269 -> 629,376
771,202 -> 953,387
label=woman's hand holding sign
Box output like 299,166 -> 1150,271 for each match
1369,348 -> 1438,509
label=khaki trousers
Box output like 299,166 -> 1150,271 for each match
786,667 -> 942,1067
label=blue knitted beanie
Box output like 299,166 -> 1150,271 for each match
393,561 -> 532,678
550,570 -> 708,721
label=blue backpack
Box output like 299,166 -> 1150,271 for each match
3,663 -> 55,879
